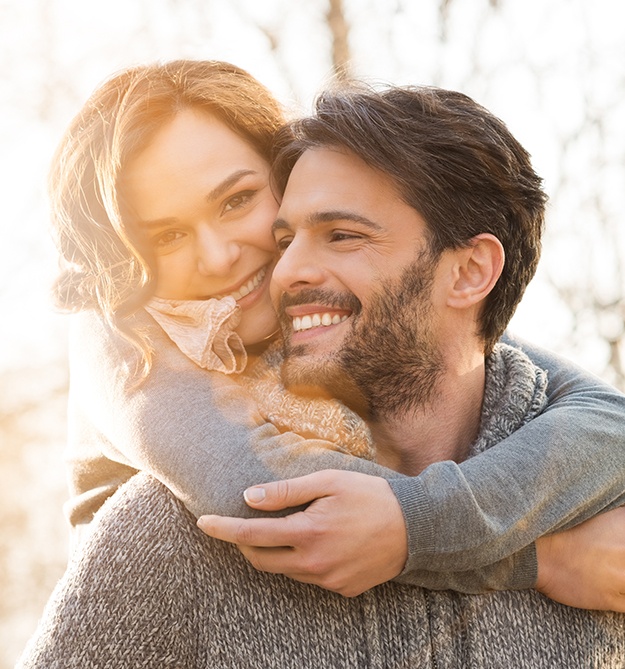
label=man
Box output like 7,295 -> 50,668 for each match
18,86 -> 625,667
197,84 -> 625,663
198,85 -> 625,605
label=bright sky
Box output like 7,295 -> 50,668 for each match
2,3 -> 624,665
1,0 -> 624,379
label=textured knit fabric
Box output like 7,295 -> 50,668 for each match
18,346 -> 625,668
64,309 -> 625,591
147,296 -> 375,459
241,342 -> 374,459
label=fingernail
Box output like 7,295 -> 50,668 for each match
244,487 -> 266,504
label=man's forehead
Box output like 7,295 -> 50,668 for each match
285,147 -> 356,191
278,147 -> 397,223
273,146 -> 430,247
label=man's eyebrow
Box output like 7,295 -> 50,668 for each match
271,217 -> 291,234
135,169 -> 257,229
311,211 -> 383,231
272,210 -> 383,234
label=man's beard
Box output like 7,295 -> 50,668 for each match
279,251 -> 444,421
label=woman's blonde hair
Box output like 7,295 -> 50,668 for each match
50,59 -> 285,369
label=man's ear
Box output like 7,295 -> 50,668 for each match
446,233 -> 505,309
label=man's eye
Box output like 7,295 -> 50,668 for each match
223,190 -> 255,214
275,237 -> 293,254
331,230 -> 362,242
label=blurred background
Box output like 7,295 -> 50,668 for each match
1,0 -> 624,665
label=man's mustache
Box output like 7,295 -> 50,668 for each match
279,289 -> 362,315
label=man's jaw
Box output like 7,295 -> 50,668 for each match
277,291 -> 364,407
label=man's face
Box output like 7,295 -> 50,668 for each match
271,148 -> 446,419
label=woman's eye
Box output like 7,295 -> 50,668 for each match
154,230 -> 184,248
223,190 -> 255,214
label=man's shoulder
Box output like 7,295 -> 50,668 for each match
80,473 -> 202,559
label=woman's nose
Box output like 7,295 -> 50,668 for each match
196,227 -> 241,277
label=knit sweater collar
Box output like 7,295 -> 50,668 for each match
470,342 -> 548,457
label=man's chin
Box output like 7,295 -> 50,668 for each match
280,356 -> 333,398
280,355 -> 369,417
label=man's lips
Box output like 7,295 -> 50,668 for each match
292,312 -> 349,332
280,290 -> 360,335
284,306 -> 351,333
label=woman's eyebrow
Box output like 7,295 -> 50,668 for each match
136,216 -> 176,230
206,169 -> 257,203
134,169 -> 259,229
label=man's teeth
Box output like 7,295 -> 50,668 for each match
292,313 -> 348,332
219,268 -> 266,301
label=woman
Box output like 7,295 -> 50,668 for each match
53,59 -> 625,593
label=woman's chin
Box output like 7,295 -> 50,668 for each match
237,311 -> 280,347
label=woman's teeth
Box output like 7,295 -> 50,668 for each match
219,267 -> 266,301
292,313 -> 348,332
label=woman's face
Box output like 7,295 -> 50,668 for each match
121,108 -> 279,345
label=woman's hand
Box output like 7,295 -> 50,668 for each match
536,506 -> 625,612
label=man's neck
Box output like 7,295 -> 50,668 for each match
369,357 -> 486,476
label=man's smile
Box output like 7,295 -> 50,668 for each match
291,312 -> 350,332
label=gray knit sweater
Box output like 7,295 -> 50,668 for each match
18,345 -> 625,668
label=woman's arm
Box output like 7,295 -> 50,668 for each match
196,330 -> 625,596
535,506 -> 625,611
69,311 -> 625,594
66,310 -> 401,524
390,332 -> 625,577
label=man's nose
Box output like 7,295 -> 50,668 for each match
196,226 -> 241,277
271,237 -> 326,293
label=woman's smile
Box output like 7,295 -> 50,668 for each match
212,265 -> 269,304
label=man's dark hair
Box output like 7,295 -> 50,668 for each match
272,85 -> 547,354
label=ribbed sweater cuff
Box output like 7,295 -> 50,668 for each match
510,542 -> 538,589
389,476 -> 539,590
387,476 -> 435,574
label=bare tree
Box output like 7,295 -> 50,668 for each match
326,0 -> 351,79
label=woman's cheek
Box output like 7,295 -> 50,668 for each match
154,254 -> 190,298
255,199 -> 281,251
